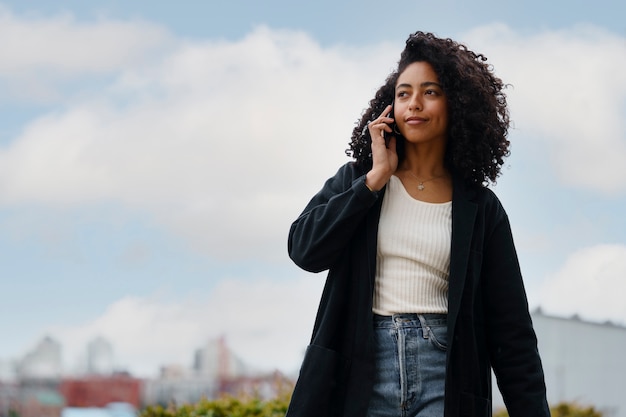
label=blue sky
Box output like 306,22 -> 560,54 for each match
0,0 -> 625,377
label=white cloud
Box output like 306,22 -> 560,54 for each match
0,24 -> 397,261
49,273 -> 325,377
0,6 -> 171,76
463,24 -> 626,194
538,244 -> 626,325
1,20 -> 623,266
0,6 -> 173,102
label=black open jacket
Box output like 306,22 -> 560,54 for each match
286,162 -> 550,417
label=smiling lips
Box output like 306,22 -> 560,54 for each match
405,116 -> 427,124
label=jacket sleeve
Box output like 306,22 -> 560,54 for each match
482,202 -> 551,417
288,163 -> 380,273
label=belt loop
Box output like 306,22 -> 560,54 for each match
417,314 -> 431,339
391,313 -> 399,329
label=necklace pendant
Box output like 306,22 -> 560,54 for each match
417,183 -> 425,191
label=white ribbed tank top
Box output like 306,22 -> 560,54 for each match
373,175 -> 452,315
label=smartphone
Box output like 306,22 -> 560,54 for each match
383,102 -> 399,146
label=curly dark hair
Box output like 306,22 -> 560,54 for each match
346,31 -> 510,185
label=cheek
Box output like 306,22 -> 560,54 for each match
437,104 -> 449,124
393,101 -> 409,119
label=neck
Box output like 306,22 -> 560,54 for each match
400,141 -> 447,178
399,154 -> 447,179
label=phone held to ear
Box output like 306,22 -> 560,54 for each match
383,102 -> 398,147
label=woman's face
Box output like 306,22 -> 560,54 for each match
393,61 -> 448,146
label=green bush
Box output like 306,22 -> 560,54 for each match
140,394 -> 290,417
143,396 -> 604,417
493,401 -> 603,417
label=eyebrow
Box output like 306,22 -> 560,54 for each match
396,81 -> 443,90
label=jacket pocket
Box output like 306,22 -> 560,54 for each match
286,344 -> 350,417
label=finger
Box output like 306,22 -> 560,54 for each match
378,104 -> 393,120
372,106 -> 393,125
368,124 -> 389,141
368,105 -> 394,128
372,127 -> 392,146
368,119 -> 389,131
378,122 -> 393,135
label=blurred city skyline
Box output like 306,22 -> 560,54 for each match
1,333 -> 253,381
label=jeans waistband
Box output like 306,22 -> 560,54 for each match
373,313 -> 447,328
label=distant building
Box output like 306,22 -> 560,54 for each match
192,336 -> 247,379
59,375 -> 142,409
17,336 -> 63,381
144,336 -> 252,406
16,387 -> 64,417
493,310 -> 626,417
0,359 -> 16,382
219,371 -> 293,400
142,374 -> 216,406
12,378 -> 64,417
86,337 -> 114,376
62,402 -> 136,417
0,380 -> 19,417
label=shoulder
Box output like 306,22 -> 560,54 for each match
334,161 -> 366,180
455,179 -> 509,222
474,185 -> 504,211
320,161 -> 367,190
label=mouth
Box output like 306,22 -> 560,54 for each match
405,116 -> 427,124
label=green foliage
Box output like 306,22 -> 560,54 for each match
549,402 -> 604,417
143,396 -> 605,417
140,394 -> 290,417
493,401 -> 603,417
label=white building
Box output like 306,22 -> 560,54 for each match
86,337 -> 114,375
493,310 -> 626,417
192,336 -> 247,379
0,359 -> 16,382
17,336 -> 62,380
144,337 -> 247,405
143,374 -> 217,406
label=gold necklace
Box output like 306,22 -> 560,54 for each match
406,170 -> 448,191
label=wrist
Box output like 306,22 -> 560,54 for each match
365,170 -> 391,192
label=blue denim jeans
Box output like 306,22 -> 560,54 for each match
366,313 -> 448,417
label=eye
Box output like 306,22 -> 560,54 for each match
396,90 -> 410,99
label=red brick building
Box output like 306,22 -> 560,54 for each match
59,375 -> 142,408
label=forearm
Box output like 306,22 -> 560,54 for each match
483,218 -> 550,416
289,173 -> 378,272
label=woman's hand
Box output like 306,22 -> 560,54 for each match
365,105 -> 398,191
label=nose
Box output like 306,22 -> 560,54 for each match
409,94 -> 422,111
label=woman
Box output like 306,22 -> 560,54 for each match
286,31 -> 550,417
